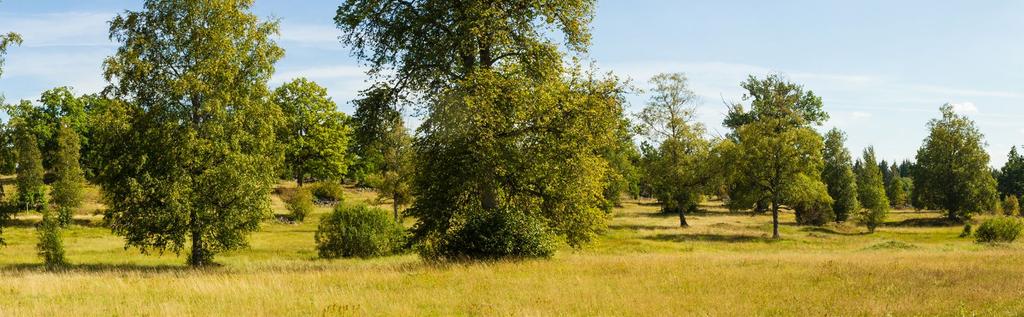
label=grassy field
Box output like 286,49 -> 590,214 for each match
0,182 -> 1022,316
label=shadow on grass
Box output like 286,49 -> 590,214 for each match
0,263 -> 191,274
3,217 -> 107,228
644,233 -> 776,243
886,217 -> 961,227
607,224 -> 681,231
800,227 -> 868,236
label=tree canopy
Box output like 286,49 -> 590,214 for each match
999,146 -> 1024,199
822,128 -> 859,222
96,0 -> 284,266
914,104 -> 998,221
273,78 -> 351,186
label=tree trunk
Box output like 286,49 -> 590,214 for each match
393,196 -> 400,222
188,210 -> 208,267
771,200 -> 781,239
678,208 -> 689,227
295,168 -> 304,187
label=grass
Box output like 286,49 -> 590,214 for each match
0,183 -> 1022,316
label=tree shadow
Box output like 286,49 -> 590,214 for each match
607,224 -> 680,231
3,217 -> 107,228
800,226 -> 868,236
0,263 -> 190,274
644,233 -> 775,243
886,217 -> 960,227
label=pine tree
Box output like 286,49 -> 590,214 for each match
821,128 -> 859,222
857,147 -> 889,233
36,208 -> 67,270
14,126 -> 45,211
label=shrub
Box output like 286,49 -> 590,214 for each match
860,208 -> 887,233
975,217 -> 1024,243
285,188 -> 314,222
1003,196 -> 1020,217
959,223 -> 973,238
312,182 -> 345,203
36,209 -> 66,269
426,208 -> 556,261
315,204 -> 405,258
794,202 -> 835,226
56,206 -> 73,227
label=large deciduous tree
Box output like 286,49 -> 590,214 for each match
337,0 -> 628,258
96,0 -> 284,266
822,128 -> 859,222
636,73 -> 710,227
273,78 -> 351,187
723,74 -> 828,238
914,104 -> 998,221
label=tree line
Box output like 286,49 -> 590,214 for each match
0,0 -> 1019,267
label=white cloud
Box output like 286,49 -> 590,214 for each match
0,12 -> 114,47
912,85 -> 1024,99
276,22 -> 344,50
851,111 -> 872,119
950,102 -> 979,114
273,65 -> 366,83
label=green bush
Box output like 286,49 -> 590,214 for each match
959,223 -> 973,238
315,204 -> 405,259
285,188 -> 314,222
1003,196 -> 1020,217
312,182 -> 345,203
426,208 -> 556,261
975,217 -> 1024,243
794,202 -> 834,226
36,209 -> 66,270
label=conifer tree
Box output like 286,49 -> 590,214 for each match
51,122 -> 85,226
822,128 -> 859,222
857,147 -> 888,233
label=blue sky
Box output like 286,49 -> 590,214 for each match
0,1 -> 1022,167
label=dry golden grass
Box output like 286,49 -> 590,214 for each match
0,184 -> 1021,316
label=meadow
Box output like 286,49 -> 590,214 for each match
0,181 -> 1021,316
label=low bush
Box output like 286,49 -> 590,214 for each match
1003,196 -> 1020,217
959,223 -> 973,238
425,208 -> 556,261
312,182 -> 345,203
285,188 -> 313,222
315,204 -> 405,259
975,217 -> 1024,243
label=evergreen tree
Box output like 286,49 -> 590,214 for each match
821,128 -> 859,222
857,147 -> 888,233
999,146 -> 1024,199
51,122 -> 85,226
1003,195 -> 1020,217
36,208 -> 67,270
96,0 -> 284,266
14,126 -> 45,211
914,105 -> 998,221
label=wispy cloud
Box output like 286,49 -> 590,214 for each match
950,101 -> 979,114
0,12 -> 114,48
276,22 -> 344,50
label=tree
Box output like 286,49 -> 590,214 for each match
636,73 -> 710,227
821,128 -> 859,222
14,125 -> 45,211
274,78 -> 351,187
0,25 -> 19,245
51,122 -> 85,226
36,208 -> 67,270
1003,195 -> 1020,217
886,164 -> 910,208
349,85 -> 401,184
999,146 -> 1024,199
723,74 -> 828,238
338,0 -> 628,257
914,104 -> 998,221
0,29 -> 20,80
365,115 -> 414,221
96,0 -> 284,266
856,147 -> 888,233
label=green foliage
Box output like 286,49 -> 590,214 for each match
789,175 -> 835,226
424,208 -> 556,261
96,0 -> 284,267
349,85 -> 401,184
721,74 -> 828,238
998,146 -> 1024,199
959,223 -> 973,238
637,73 -> 710,226
36,209 -> 67,270
274,78 -> 351,186
857,147 -> 889,233
51,123 -> 85,214
914,105 -> 998,221
312,182 -> 346,203
284,188 -> 313,223
14,126 -> 45,211
822,128 -> 859,222
0,31 -> 20,78
1003,196 -> 1020,217
315,204 -> 405,259
975,217 -> 1023,243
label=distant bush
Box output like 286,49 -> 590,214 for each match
794,202 -> 834,227
425,208 -> 556,261
860,208 -> 887,233
1003,196 -> 1020,217
285,188 -> 313,222
959,223 -> 973,238
315,204 -> 405,259
36,209 -> 66,269
975,217 -> 1024,243
312,182 -> 345,203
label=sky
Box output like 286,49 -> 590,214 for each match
0,1 -> 1022,167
